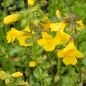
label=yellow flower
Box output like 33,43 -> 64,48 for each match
49,22 -> 66,32
0,71 -> 7,80
40,16 -> 50,32
17,27 -> 32,47
56,10 -> 61,18
57,41 -> 83,65
37,32 -> 58,51
76,19 -> 84,31
29,62 -> 36,67
3,14 -> 19,24
6,28 -> 22,43
17,36 -> 32,47
28,0 -> 34,6
12,72 -> 23,78
54,31 -> 70,44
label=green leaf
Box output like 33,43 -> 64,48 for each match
29,76 -> 40,86
0,45 -> 5,54
33,66 -> 43,80
82,58 -> 86,66
44,77 -> 52,85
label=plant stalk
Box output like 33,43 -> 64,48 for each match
29,24 -> 37,65
68,65 -> 71,86
3,0 -> 13,73
75,29 -> 82,82
46,52 -> 55,86
58,58 -> 62,86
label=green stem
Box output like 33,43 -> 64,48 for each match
41,80 -> 43,86
3,0 -> 13,73
75,30 -> 82,82
3,0 -> 8,33
3,0 -> 7,16
46,52 -> 54,86
49,0 -> 56,16
58,58 -> 62,86
48,0 -> 51,17
57,45 -> 62,86
29,24 -> 37,65
68,65 -> 71,86
19,0 -> 24,10
79,59 -> 81,81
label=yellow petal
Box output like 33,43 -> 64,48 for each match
28,0 -> 34,6
40,16 -> 50,32
75,49 -> 83,58
63,41 -> 75,53
63,56 -> 77,65
24,27 -> 30,32
56,10 -> 61,18
41,32 -> 51,38
37,39 -> 44,46
12,72 -> 23,78
76,19 -> 84,31
3,14 -> 19,24
6,28 -> 19,43
57,49 -> 64,58
55,31 -> 70,44
76,26 -> 84,31
43,43 -> 55,51
50,22 -> 66,32
29,62 -> 36,67
17,36 -> 32,47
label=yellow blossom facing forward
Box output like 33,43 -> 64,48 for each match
28,0 -> 34,6
12,72 -> 23,78
55,31 -> 70,44
6,28 -> 22,43
37,32 -> 58,51
29,62 -> 36,67
76,19 -> 84,31
56,10 -> 61,18
49,22 -> 66,32
3,14 -> 19,24
57,41 -> 83,65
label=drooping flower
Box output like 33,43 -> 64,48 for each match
37,32 -> 58,51
49,22 -> 66,32
57,41 -> 83,65
54,31 -> 70,44
40,16 -> 50,32
56,10 -> 61,18
12,72 -> 23,78
6,28 -> 22,43
29,62 -> 36,67
28,0 -> 34,6
76,19 -> 84,31
3,14 -> 19,24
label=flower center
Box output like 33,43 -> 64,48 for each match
64,49 -> 75,57
44,37 -> 52,44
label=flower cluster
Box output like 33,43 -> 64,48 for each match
5,9 -> 84,66
37,10 -> 84,65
